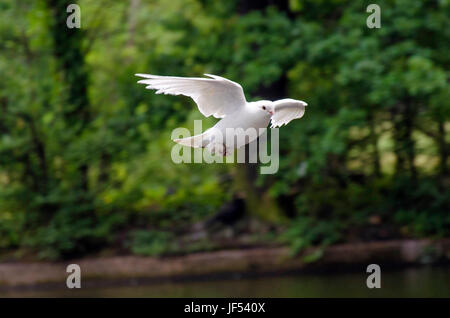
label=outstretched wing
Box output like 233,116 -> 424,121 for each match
136,73 -> 247,118
270,98 -> 307,128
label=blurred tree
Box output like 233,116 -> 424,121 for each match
0,0 -> 448,259
44,0 -> 91,192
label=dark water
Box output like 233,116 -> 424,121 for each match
1,266 -> 449,298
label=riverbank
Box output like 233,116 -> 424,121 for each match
0,239 -> 449,289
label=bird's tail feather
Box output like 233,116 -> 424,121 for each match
173,132 -> 209,148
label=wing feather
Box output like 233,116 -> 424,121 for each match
270,98 -> 307,128
136,73 -> 246,118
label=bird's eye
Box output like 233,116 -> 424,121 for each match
262,106 -> 266,110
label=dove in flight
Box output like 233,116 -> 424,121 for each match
135,73 -> 307,156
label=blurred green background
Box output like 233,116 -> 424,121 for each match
0,0 -> 449,266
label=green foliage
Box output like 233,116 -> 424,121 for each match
128,230 -> 176,256
391,178 -> 450,237
0,0 -> 448,259
281,216 -> 343,256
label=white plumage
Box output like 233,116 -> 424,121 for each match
136,73 -> 307,155
270,98 -> 307,128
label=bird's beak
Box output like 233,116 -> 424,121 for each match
268,110 -> 274,116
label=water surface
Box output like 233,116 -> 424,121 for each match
1,266 -> 449,297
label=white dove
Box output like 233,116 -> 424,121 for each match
136,73 -> 307,156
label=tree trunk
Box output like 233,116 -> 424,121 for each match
45,0 -> 91,191
437,119 -> 448,178
392,102 -> 416,180
368,111 -> 381,177
127,0 -> 140,47
404,101 -> 417,180
230,1 -> 292,224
